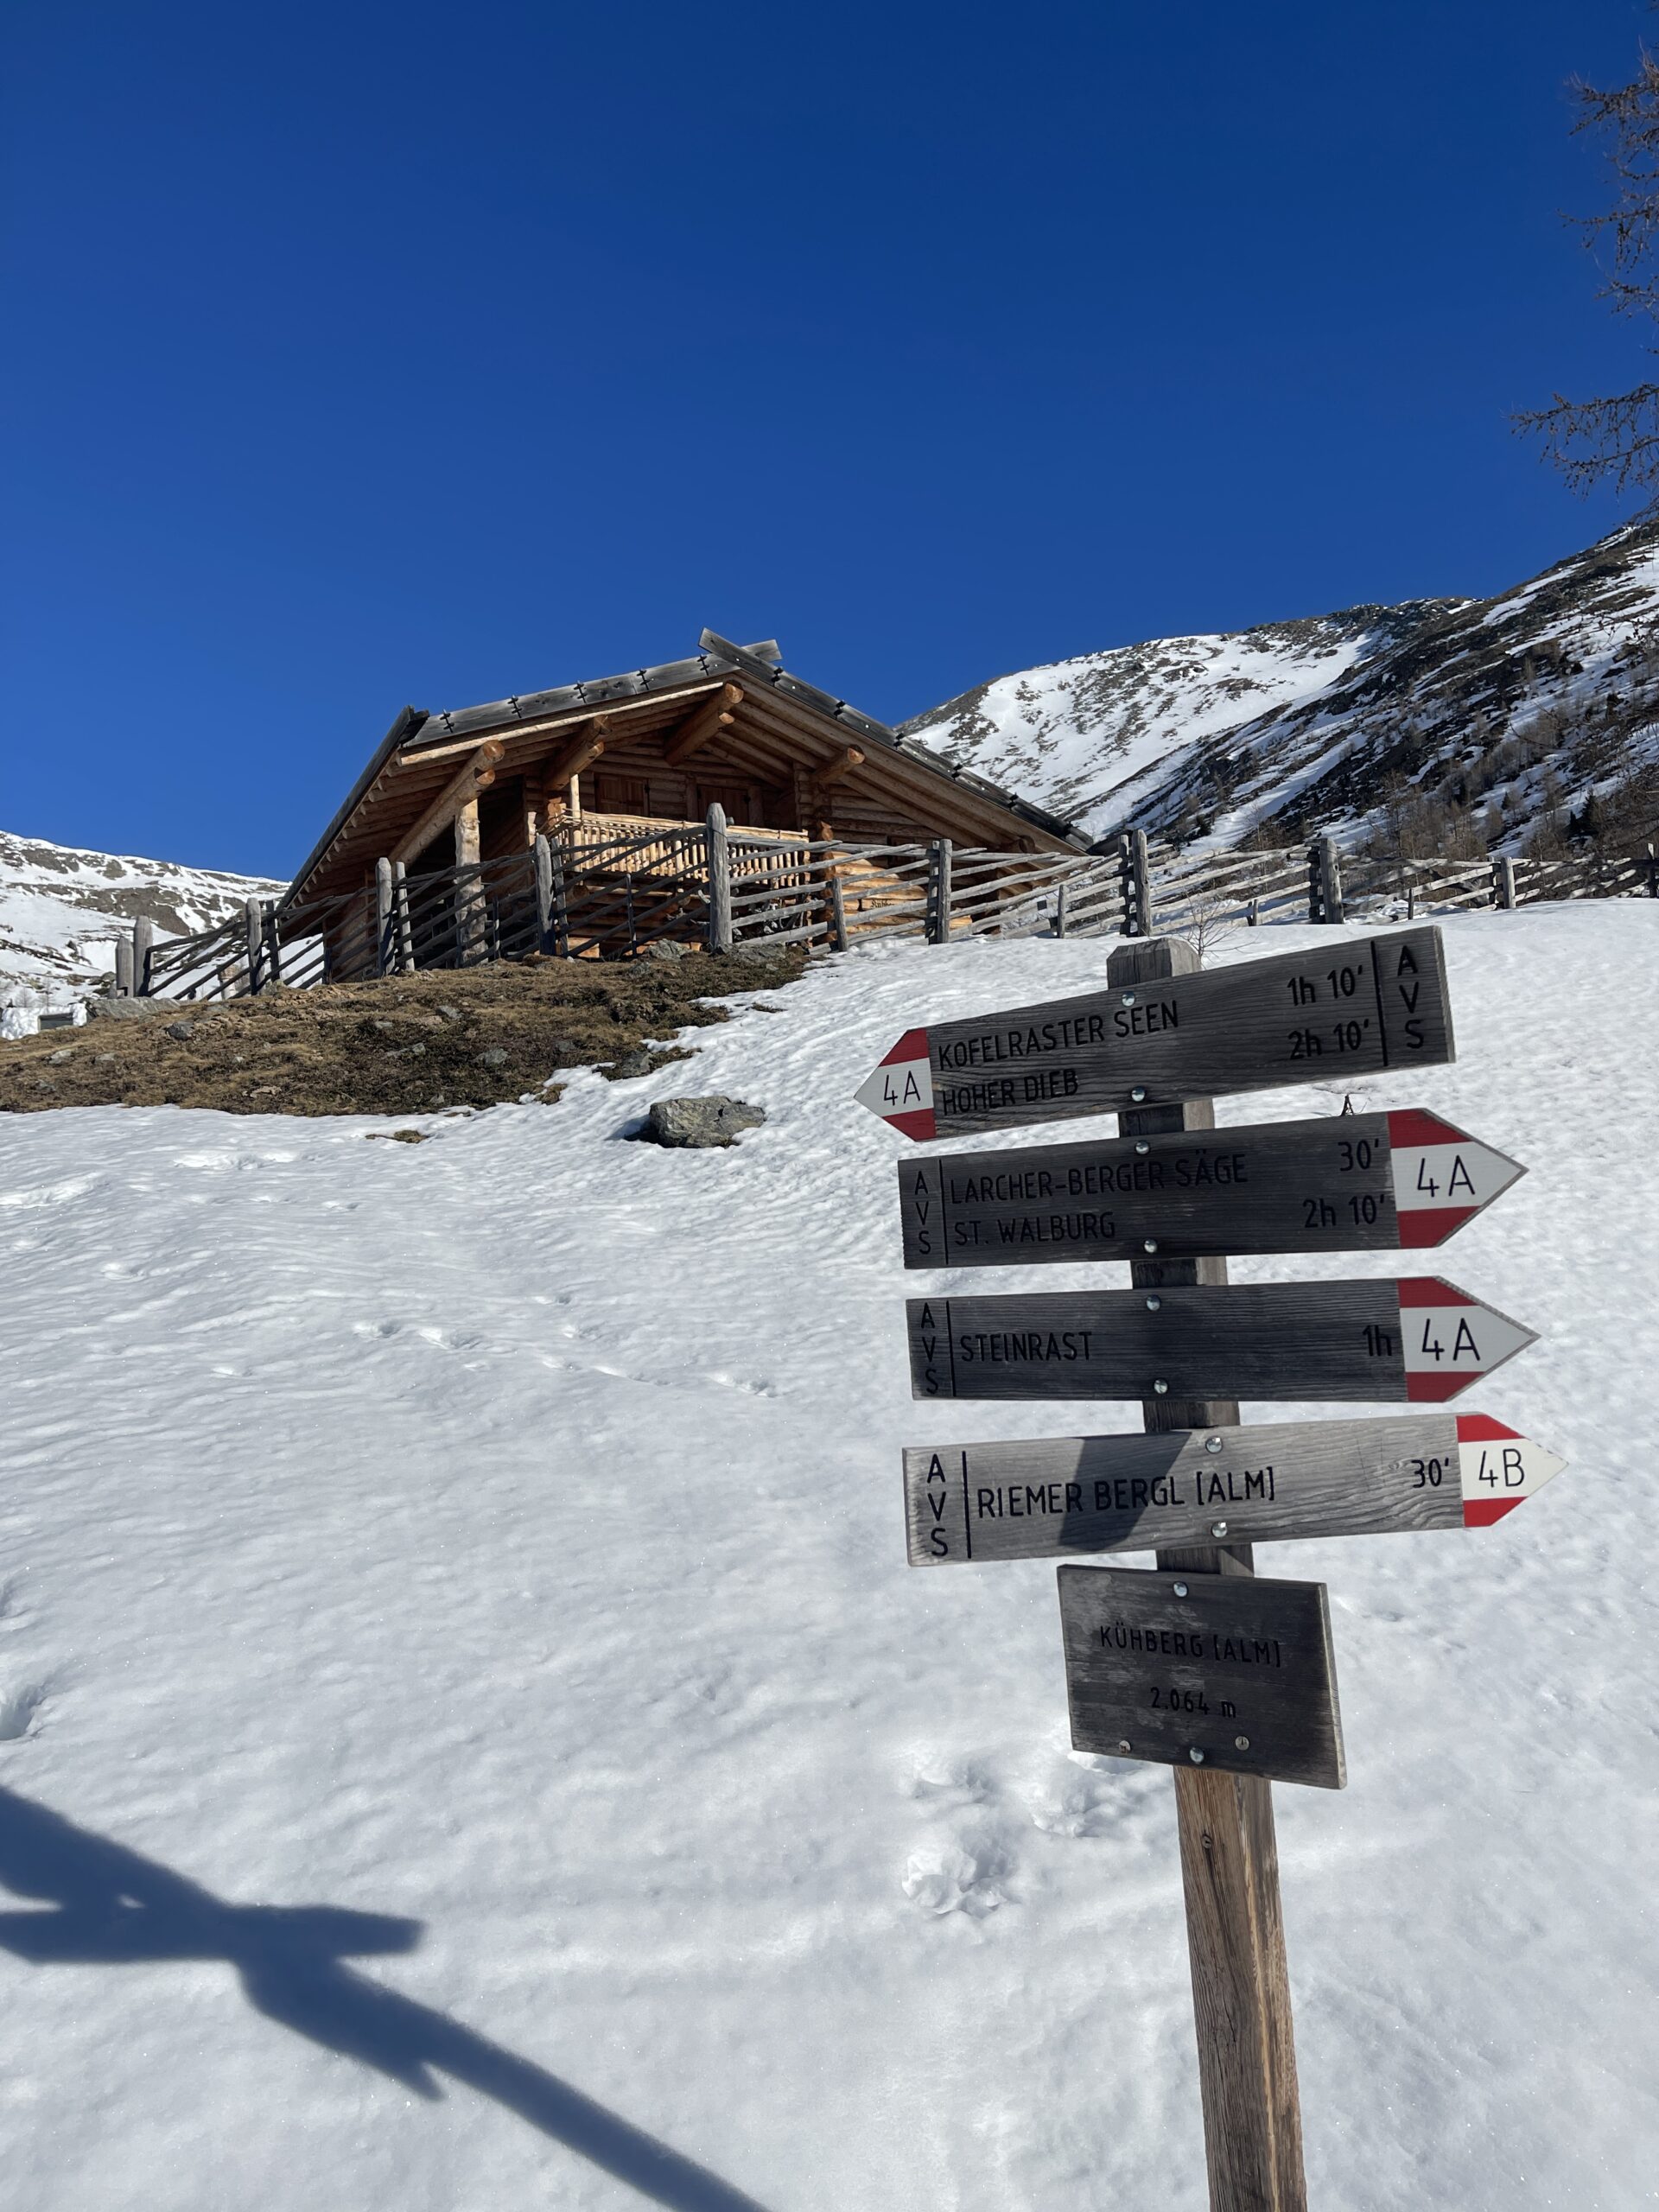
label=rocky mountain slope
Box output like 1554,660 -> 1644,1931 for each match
0,831 -> 284,1007
906,520 -> 1659,858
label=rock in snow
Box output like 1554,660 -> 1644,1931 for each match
636,1093 -> 766,1147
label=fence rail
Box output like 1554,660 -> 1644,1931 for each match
118,815 -> 1659,1002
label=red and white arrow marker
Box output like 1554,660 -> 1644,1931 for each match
1399,1280 -> 1536,1401
1386,1109 -> 1525,1246
1454,1414 -> 1567,1526
853,1028 -> 936,1141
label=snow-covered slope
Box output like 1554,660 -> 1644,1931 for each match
0,907 -> 1652,2210
907,520 -> 1659,853
905,601 -> 1452,842
0,832 -> 284,1006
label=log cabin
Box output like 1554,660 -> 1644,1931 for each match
283,630 -> 1085,914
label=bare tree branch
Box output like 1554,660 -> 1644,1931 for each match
1514,47 -> 1659,505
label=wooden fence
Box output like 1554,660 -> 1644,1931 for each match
118,811 -> 1659,1002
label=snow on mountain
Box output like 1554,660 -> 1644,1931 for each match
0,831 -> 284,1006
0,906 -> 1653,2210
904,601 -> 1452,843
907,519 -> 1659,855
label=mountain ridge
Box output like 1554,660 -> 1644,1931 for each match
904,519 -> 1659,858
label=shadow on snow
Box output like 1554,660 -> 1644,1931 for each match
0,1785 -> 767,2212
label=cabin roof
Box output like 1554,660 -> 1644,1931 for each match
284,629 -> 1085,907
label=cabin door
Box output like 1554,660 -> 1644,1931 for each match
696,781 -> 749,825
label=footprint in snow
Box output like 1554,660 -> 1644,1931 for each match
904,1752 -> 996,1808
902,1837 -> 1011,1918
0,1681 -> 54,1744
1022,1749 -> 1152,1839
0,1177 -> 103,1211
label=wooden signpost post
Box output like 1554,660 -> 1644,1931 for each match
854,922 -> 1561,2212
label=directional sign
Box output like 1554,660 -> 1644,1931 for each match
906,1275 -> 1536,1403
1058,1565 -> 1346,1789
855,925 -> 1453,1141
902,1413 -> 1567,1565
896,1107 -> 1523,1267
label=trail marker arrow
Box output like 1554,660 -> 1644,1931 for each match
906,1274 -> 1537,1404
902,1413 -> 1567,1564
855,925 -> 1453,1141
895,1106 -> 1524,1267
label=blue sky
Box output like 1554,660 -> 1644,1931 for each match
3,1 -> 1654,877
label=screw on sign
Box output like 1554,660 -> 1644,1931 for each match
852,926 -> 1554,2212
893,1107 -> 1524,1268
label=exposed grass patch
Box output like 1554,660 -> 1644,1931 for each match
0,948 -> 807,1119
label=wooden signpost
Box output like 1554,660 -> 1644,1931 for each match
895,1107 -> 1523,1265
1058,1566 -> 1346,1790
901,1414 -> 1565,1564
855,924 -> 1453,1141
853,924 -> 1557,2211
906,1276 -> 1536,1403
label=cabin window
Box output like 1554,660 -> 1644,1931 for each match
592,772 -> 650,817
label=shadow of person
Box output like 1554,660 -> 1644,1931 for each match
0,1785 -> 769,2212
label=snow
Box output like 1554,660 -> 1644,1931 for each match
0,830 -> 283,1007
0,903 -> 1655,2210
910,520 -> 1659,855
906,615 -> 1396,842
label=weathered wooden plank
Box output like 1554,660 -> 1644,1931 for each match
391,741 -> 505,868
905,1276 -> 1536,1403
856,925 -> 1453,1140
901,1413 -> 1566,1563
1174,1764 -> 1307,2208
1058,1566 -> 1345,1789
705,804 -> 733,953
895,1108 -> 1523,1266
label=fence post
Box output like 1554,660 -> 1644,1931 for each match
393,862 -> 415,969
1646,842 -> 1658,899
263,901 -> 283,987
1053,879 -> 1069,938
925,838 -> 954,944
706,804 -> 733,953
829,869 -> 849,953
243,898 -> 265,994
1493,856 -> 1517,911
1119,830 -> 1153,938
1309,836 -> 1344,924
375,859 -> 396,975
113,938 -> 134,997
533,836 -> 558,955
133,918 -> 154,995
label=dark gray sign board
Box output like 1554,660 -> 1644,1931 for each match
855,925 -> 1452,1141
906,1277 -> 1536,1404
895,1107 -> 1524,1268
902,1414 -> 1567,1564
1058,1565 -> 1346,1789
